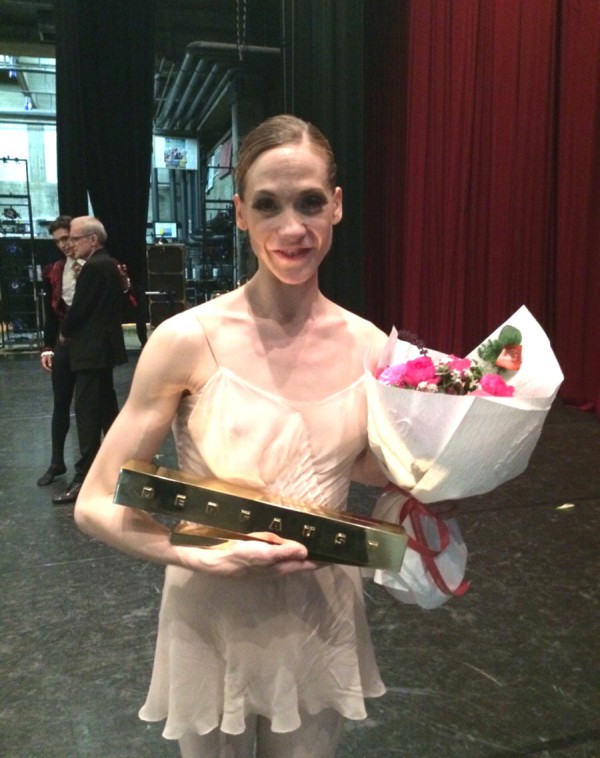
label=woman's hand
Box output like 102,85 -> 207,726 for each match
174,531 -> 319,578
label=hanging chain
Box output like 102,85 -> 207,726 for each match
236,0 -> 247,61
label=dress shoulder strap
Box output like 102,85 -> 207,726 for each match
198,316 -> 220,368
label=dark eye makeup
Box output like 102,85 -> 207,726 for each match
251,195 -> 278,213
250,190 -> 329,216
299,192 -> 328,212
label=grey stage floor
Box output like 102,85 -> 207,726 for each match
1,346 -> 599,757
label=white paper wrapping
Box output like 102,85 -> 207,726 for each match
366,489 -> 468,609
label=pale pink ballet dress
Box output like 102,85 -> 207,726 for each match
139,357 -> 386,739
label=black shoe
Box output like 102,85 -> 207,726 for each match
52,480 -> 82,505
37,465 -> 67,487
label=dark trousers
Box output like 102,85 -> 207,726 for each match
49,340 -> 76,469
72,367 -> 119,483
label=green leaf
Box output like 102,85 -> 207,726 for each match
498,325 -> 522,346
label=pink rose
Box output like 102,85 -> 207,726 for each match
401,356 -> 438,387
447,355 -> 472,372
478,373 -> 515,397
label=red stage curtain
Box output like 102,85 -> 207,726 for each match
553,2 -> 600,413
364,0 -> 600,415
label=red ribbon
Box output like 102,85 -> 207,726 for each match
386,484 -> 470,598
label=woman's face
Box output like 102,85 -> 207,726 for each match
234,140 -> 342,286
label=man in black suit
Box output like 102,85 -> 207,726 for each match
52,216 -> 128,504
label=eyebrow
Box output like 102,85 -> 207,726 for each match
251,189 -> 276,196
251,187 -> 328,197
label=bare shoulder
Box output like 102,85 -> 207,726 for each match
314,300 -> 388,375
332,302 -> 388,351
136,302 -> 226,393
147,304 -> 208,349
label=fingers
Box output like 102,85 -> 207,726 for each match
238,537 -> 309,565
176,535 -> 314,578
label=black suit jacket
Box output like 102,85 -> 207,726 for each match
61,248 -> 128,370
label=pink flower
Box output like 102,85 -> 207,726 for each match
478,373 -> 515,397
447,355 -> 472,372
402,356 -> 439,387
378,364 -> 408,386
378,356 -> 439,388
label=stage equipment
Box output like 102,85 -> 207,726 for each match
146,243 -> 186,326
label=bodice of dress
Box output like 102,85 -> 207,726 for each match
173,366 -> 368,511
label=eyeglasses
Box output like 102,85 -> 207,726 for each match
69,233 -> 93,242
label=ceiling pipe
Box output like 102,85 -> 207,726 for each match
186,40 -> 281,56
153,60 -> 176,124
154,38 -> 282,135
186,42 -> 281,55
0,110 -> 56,123
156,52 -> 195,129
171,58 -> 208,124
179,63 -> 222,132
193,71 -> 236,133
196,81 -> 234,135
0,64 -> 56,75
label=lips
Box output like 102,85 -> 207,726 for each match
274,248 -> 311,258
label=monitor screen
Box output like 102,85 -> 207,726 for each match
154,221 -> 177,241
153,136 -> 198,170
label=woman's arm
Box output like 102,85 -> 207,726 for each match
74,313 -> 313,577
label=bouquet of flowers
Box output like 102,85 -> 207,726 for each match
364,305 -> 563,608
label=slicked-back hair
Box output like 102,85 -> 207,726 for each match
235,114 -> 337,199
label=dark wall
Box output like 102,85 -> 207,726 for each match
55,0 -> 156,286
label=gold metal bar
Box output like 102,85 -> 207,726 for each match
113,460 -> 407,570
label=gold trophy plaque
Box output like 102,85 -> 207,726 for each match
114,460 -> 408,570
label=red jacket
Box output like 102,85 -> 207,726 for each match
42,258 -> 68,350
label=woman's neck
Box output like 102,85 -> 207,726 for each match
244,272 -> 323,325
